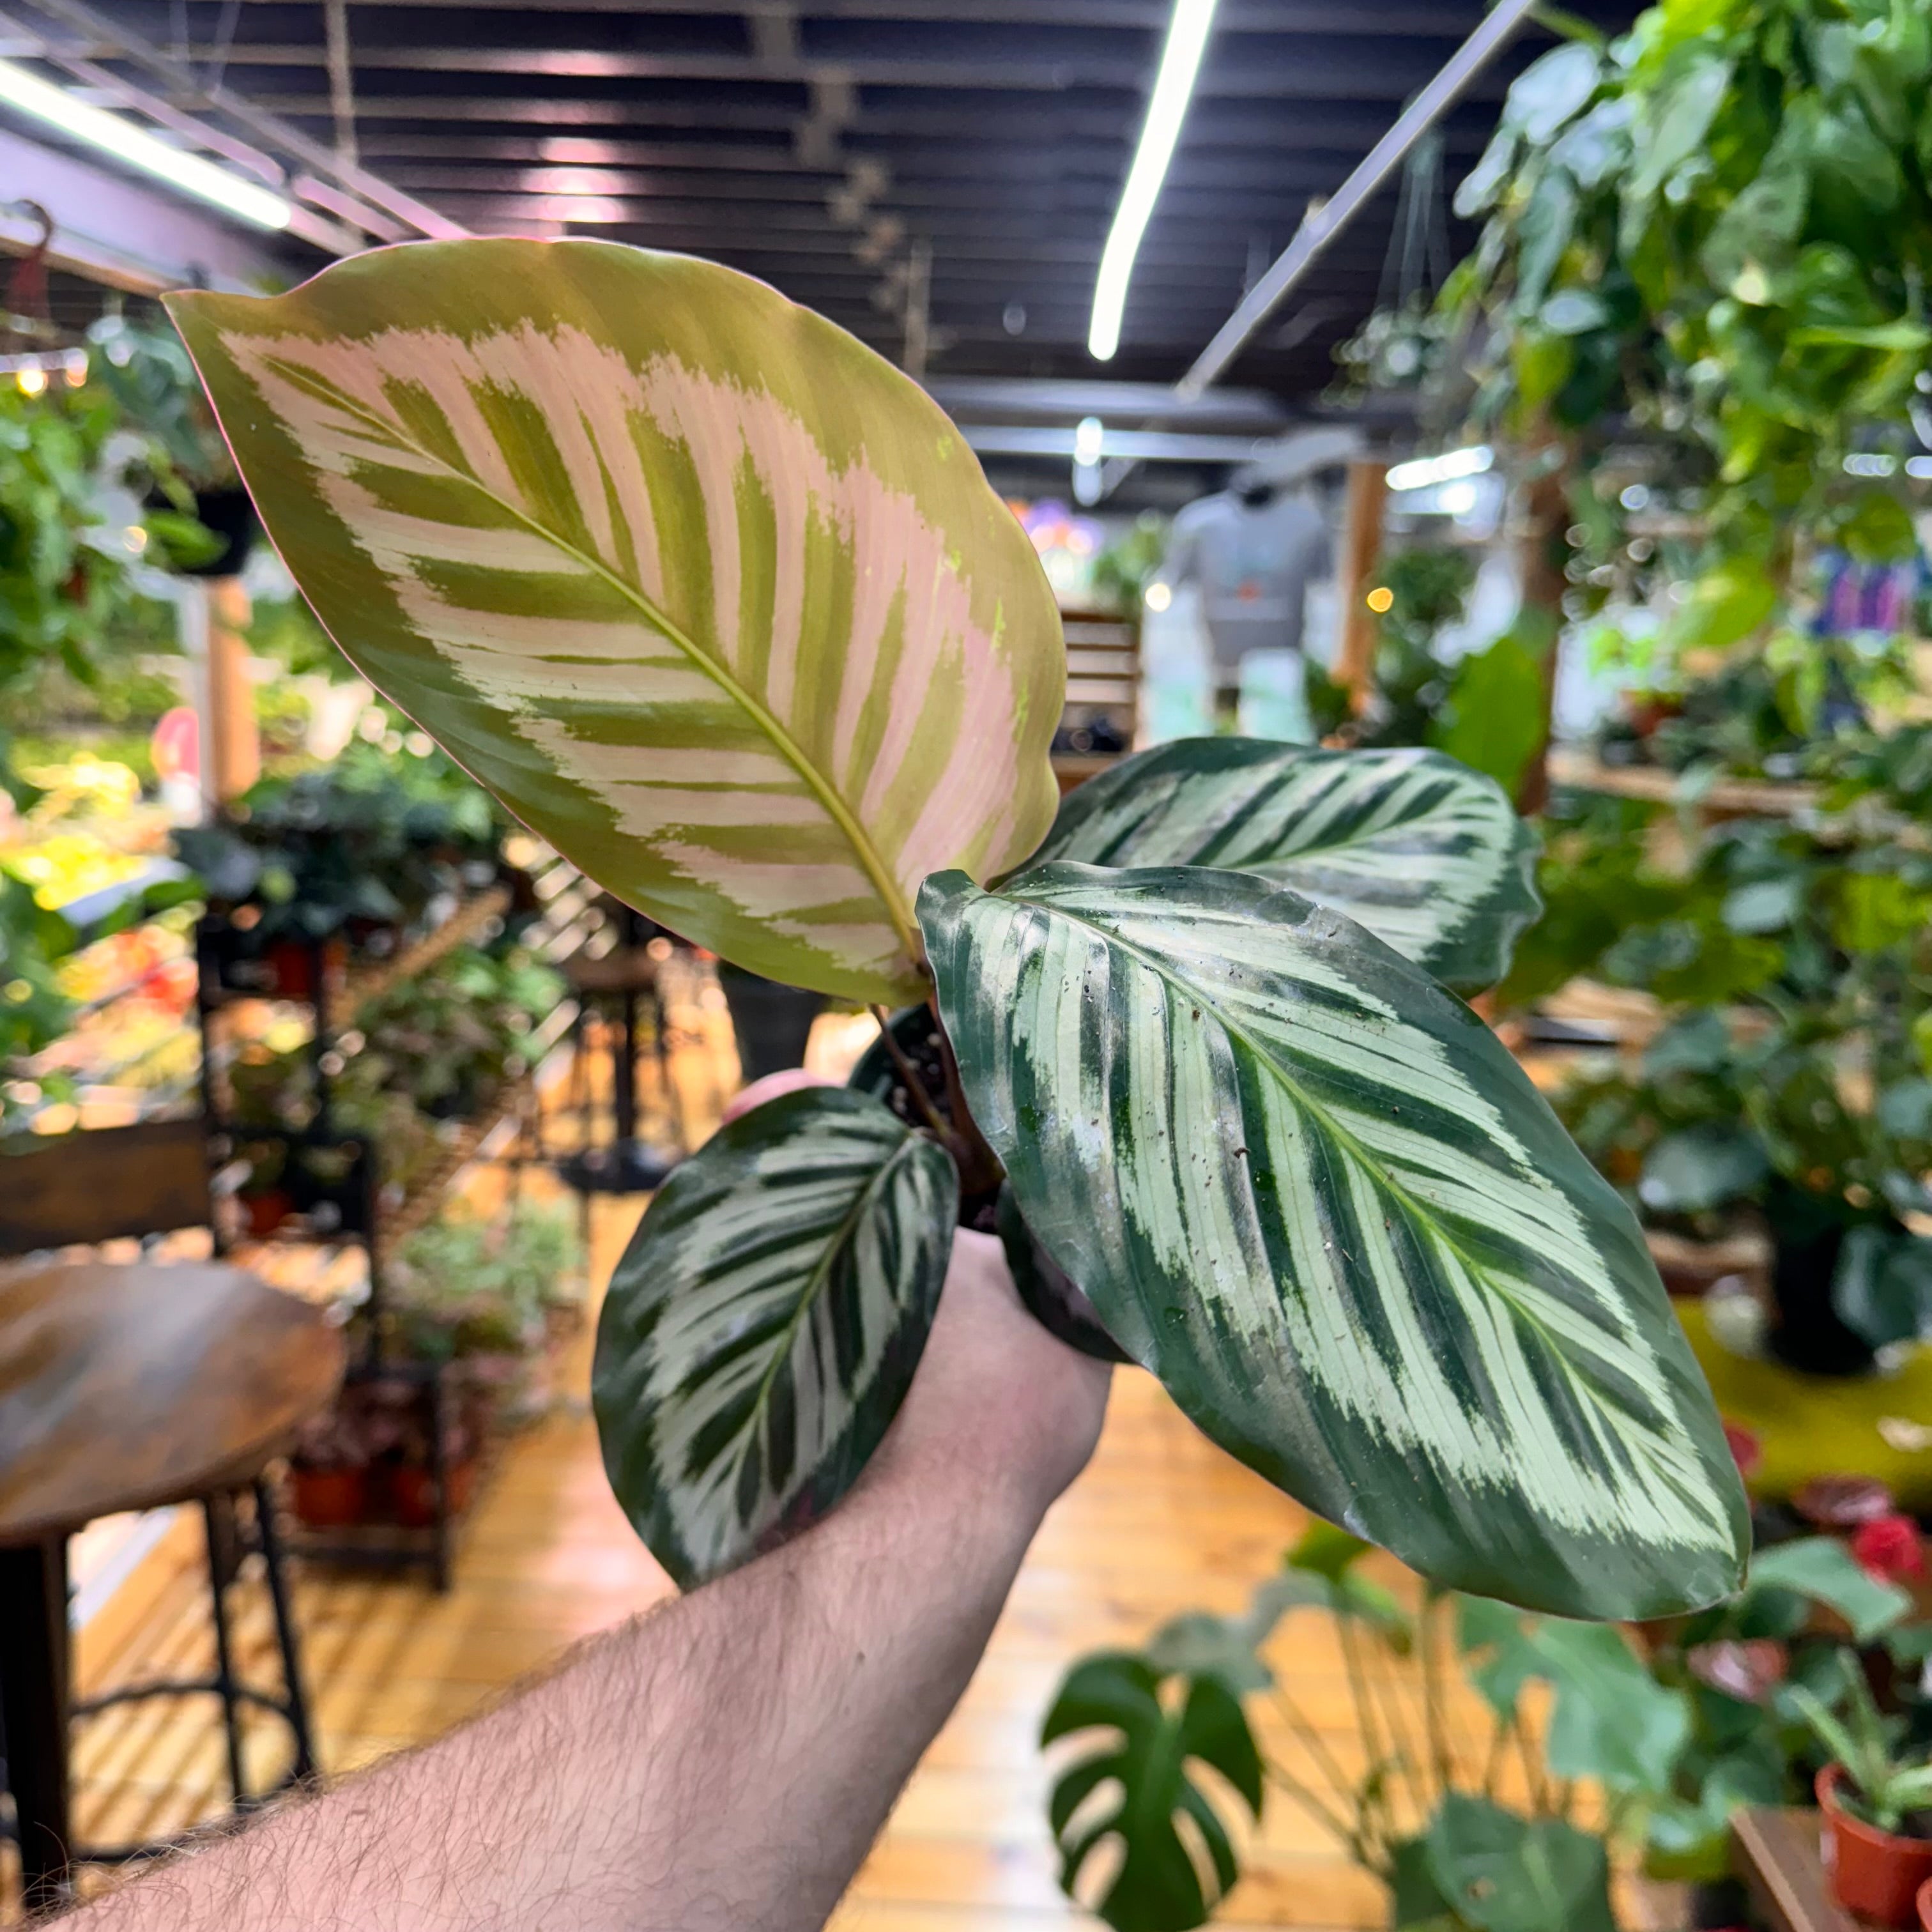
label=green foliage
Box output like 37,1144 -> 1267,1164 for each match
1791,1655 -> 1932,1834
0,334 -> 220,703
1427,613 -> 1554,798
174,734 -> 505,946
0,870 -> 78,1132
1448,0 -> 1932,619
1043,1655 -> 1263,1932
392,1202 -> 579,1363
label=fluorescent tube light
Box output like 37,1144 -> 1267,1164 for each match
1386,445 -> 1494,493
1088,0 -> 1219,362
0,57 -> 292,231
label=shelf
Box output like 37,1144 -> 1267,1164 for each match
341,884 -> 512,1014
374,1077 -> 530,1257
1547,748 -> 1818,816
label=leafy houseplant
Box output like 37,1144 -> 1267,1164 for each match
1446,0 -> 1932,638
169,238 -> 1747,1620
1048,1528 -> 1920,1931
1795,1657 -> 1932,1925
1044,1523 -> 1626,1932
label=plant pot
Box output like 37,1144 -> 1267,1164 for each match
244,1189 -> 295,1239
1818,1764 -> 1932,1927
719,968 -> 824,1084
289,1464 -> 369,1529
390,1457 -> 477,1528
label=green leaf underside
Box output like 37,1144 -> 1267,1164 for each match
1043,1654 -> 1262,1932
166,240 -> 1064,1004
591,1087 -> 956,1587
921,864 -> 1748,1620
1027,740 -> 1540,992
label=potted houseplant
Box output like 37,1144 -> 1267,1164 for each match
1795,1662 -> 1932,1927
167,236 -> 1749,1621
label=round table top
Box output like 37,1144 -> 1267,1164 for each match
0,1260 -> 346,1545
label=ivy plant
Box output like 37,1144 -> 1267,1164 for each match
169,238 -> 1748,1620
1446,0 -> 1932,633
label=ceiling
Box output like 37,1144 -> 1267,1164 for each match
4,0 -> 1639,500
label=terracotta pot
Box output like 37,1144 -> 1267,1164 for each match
1819,1765 -> 1932,1927
390,1457 -> 477,1528
245,1190 -> 293,1239
289,1465 -> 368,1529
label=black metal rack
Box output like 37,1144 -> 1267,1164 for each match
192,881 -> 540,1591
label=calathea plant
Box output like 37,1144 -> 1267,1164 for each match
169,238 -> 1748,1620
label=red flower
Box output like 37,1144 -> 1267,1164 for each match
1722,1420 -> 1763,1478
1853,1514 -> 1924,1583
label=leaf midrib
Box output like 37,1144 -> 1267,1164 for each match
1012,887 -> 1646,1410
721,1126 -> 929,1476
293,364 -> 922,963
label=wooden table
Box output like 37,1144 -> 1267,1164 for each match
1733,1806 -> 1859,1932
0,1261 -> 344,1906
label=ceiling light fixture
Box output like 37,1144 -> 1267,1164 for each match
0,56 -> 292,231
1088,0 -> 1220,362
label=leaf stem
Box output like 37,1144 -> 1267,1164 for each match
869,1005 -> 954,1145
925,997 -> 1005,1194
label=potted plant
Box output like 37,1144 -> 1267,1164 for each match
1795,1662 -> 1932,1927
168,236 -> 1748,1621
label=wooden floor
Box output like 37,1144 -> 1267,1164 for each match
8,999 -> 1598,1931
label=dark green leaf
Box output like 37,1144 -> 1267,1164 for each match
1026,738 -> 1541,992
1043,1654 -> 1264,1932
1747,1537 -> 1910,1642
1637,1123 -> 1770,1214
1425,1795 -> 1616,1932
921,864 -> 1751,1619
592,1086 -> 956,1586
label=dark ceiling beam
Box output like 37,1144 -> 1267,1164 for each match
245,93 -> 1498,150
164,42 -> 1509,101
213,0 -> 1493,26
378,165 -> 1403,215
348,125 -> 1491,168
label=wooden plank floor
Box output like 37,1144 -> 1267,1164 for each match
6,997 -> 1627,1931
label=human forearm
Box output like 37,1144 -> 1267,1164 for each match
72,1230 -> 1108,1932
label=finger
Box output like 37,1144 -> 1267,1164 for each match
720,1067 -> 836,1124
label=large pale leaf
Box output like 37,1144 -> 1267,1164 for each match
920,863 -> 1749,1620
1025,740 -> 1540,991
592,1086 -> 956,1586
1042,1653 -> 1262,1932
166,240 -> 1063,1004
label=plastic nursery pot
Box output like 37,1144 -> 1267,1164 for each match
390,1457 -> 477,1528
1818,1764 -> 1932,1927
289,1464 -> 369,1529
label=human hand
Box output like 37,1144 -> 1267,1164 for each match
873,1227 -> 1112,1528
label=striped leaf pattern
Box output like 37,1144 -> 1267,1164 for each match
1026,739 -> 1540,990
166,240 -> 1064,1004
592,1087 -> 957,1587
920,864 -> 1749,1619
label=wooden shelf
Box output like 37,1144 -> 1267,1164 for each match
1547,747 -> 1818,816
374,1077 -> 530,1259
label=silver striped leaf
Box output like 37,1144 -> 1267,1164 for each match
592,1086 -> 957,1587
165,240 -> 1064,1006
919,863 -> 1749,1620
1025,739 -> 1540,991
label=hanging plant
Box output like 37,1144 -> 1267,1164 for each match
1444,0 -> 1932,641
169,238 -> 1749,1620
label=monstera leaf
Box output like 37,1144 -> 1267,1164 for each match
1043,1653 -> 1263,1932
1026,740 -> 1539,990
166,240 -> 1063,1004
592,1087 -> 956,1586
921,862 -> 1749,1620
